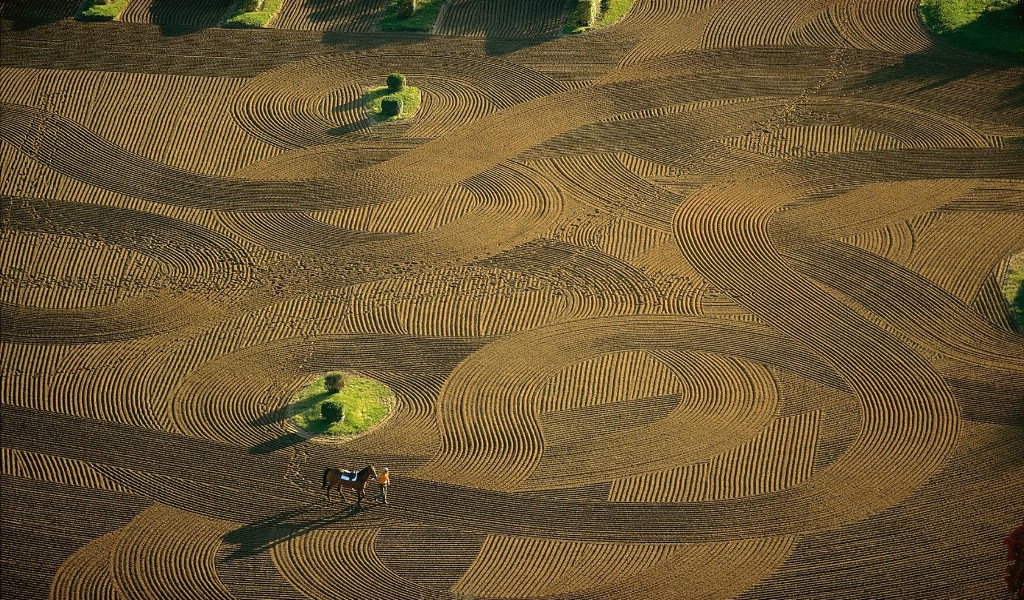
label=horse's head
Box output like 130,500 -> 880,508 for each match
359,465 -> 377,482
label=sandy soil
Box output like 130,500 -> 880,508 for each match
1,0 -> 1022,598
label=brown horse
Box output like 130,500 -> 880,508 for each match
322,465 -> 377,506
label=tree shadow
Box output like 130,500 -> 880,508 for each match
251,390 -> 331,428
221,500 -> 365,559
1,0 -> 79,31
311,0 -> 570,56
848,42 -> 1024,113
146,0 -> 234,37
443,0 -> 573,56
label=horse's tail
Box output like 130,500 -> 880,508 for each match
322,468 -> 330,489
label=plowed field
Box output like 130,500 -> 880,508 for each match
2,1 -> 1022,598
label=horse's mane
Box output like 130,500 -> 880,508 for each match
357,465 -> 375,479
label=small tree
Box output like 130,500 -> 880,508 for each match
386,72 -> 407,92
321,400 -> 344,423
396,0 -> 417,19
381,98 -> 403,117
324,372 -> 346,393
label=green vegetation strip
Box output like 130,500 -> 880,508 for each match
564,0 -> 636,33
1004,252 -> 1024,333
919,0 -> 1023,58
292,374 -> 393,437
223,0 -> 284,28
76,0 -> 131,21
379,0 -> 444,32
364,85 -> 422,121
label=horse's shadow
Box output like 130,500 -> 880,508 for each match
221,500 -> 365,560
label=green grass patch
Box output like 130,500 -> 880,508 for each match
564,0 -> 636,33
919,0 -> 1023,59
1004,252 -> 1024,333
76,0 -> 131,21
291,374 -> 393,437
223,0 -> 284,28
379,0 -> 444,32
363,85 -> 422,121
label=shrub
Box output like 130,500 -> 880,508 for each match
321,400 -> 344,423
575,0 -> 599,26
324,372 -> 346,393
387,72 -> 407,92
242,0 -> 263,11
381,98 -> 403,117
396,0 -> 417,18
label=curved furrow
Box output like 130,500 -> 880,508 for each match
0,102 -> 327,212
788,4 -> 855,48
278,161 -> 566,296
524,154 -> 685,232
539,350 -> 680,413
0,67 -> 278,176
311,183 -> 480,234
168,333 -> 482,452
610,411 -> 820,502
785,240 -> 1024,370
837,0 -> 933,54
270,0 -> 390,32
50,530 -> 125,600
770,179 -> 977,250
433,0 -> 570,38
901,211 -> 1024,304
702,0 -> 811,48
271,528 -> 442,600
119,0 -> 234,29
2,447 -> 132,495
218,210 -> 402,257
374,525 -> 487,592
233,140 -> 411,179
232,52 -> 561,151
528,352 -> 778,490
841,220 -> 916,265
618,0 -> 723,66
343,266 -> 578,337
402,76 -> 501,140
0,294 -> 224,345
416,315 -> 843,492
719,124 -> 905,158
2,195 -> 256,298
972,266 -> 1018,333
476,238 -> 658,314
108,504 -> 234,600
453,535 -> 796,599
675,175 -> 961,531
747,421 -> 1024,598
518,99 -> 783,166
0,229 -> 164,310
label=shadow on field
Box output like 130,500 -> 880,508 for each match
849,44 -> 1024,113
146,0 -> 234,37
250,433 -> 308,454
222,500 -> 366,559
0,0 -> 78,30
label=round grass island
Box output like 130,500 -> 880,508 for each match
363,72 -> 421,121
289,373 -> 394,440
